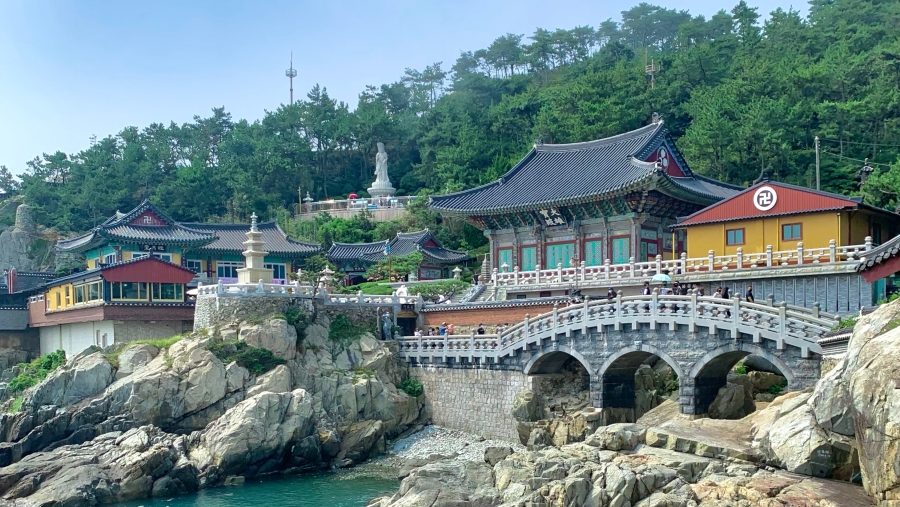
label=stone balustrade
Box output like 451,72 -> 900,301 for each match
195,281 -> 423,309
492,238 -> 873,290
397,292 -> 836,364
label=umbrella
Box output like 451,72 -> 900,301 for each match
650,273 -> 672,284
348,193 -> 359,199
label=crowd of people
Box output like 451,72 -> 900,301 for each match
413,321 -> 512,337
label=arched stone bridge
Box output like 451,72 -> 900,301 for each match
397,294 -> 835,416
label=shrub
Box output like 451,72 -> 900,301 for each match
834,316 -> 858,331
7,396 -> 23,413
8,350 -> 66,395
733,362 -> 748,375
329,314 -> 368,342
208,340 -> 285,375
283,307 -> 311,338
398,378 -> 423,397
768,383 -> 785,395
408,280 -> 471,303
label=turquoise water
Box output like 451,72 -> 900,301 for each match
116,469 -> 398,507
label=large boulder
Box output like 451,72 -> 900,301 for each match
246,365 -> 292,397
707,374 -> 755,419
844,300 -> 900,501
117,345 -> 159,377
189,389 -> 314,481
585,423 -> 646,451
239,319 -> 297,360
748,370 -> 786,395
25,350 -> 114,408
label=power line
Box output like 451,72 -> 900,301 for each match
820,150 -> 894,168
819,137 -> 900,149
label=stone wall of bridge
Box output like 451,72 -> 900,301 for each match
409,365 -> 530,441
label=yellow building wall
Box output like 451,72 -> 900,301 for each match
45,284 -> 75,311
684,211 -> 847,258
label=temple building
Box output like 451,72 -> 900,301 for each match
28,256 -> 196,357
56,200 -> 319,284
674,181 -> 899,258
430,119 -> 741,271
326,230 -> 470,284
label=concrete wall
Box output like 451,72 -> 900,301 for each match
410,366 -> 531,442
40,320 -> 114,357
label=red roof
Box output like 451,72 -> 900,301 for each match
102,257 -> 196,284
675,181 -> 865,227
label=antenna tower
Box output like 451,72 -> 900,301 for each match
285,52 -> 298,105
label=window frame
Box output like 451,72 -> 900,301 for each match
151,283 -> 183,301
185,259 -> 203,274
110,281 -> 149,301
216,261 -> 244,279
725,228 -> 745,246
264,263 -> 287,280
781,223 -> 802,241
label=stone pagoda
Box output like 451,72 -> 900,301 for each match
236,213 -> 273,284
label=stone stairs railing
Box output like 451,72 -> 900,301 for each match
492,239 -> 872,290
195,282 -> 423,308
397,293 -> 836,364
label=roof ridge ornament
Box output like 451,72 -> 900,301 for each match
250,213 -> 258,232
651,112 -> 663,124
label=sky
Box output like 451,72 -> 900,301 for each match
0,0 -> 808,174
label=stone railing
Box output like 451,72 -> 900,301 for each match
492,238 -> 872,289
397,292 -> 836,364
195,282 -> 315,297
296,195 -> 415,214
195,281 -> 423,309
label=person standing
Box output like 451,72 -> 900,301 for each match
745,285 -> 755,303
477,323 -> 485,335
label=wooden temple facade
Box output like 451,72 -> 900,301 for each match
430,119 -> 741,272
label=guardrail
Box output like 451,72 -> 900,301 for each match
492,239 -> 872,289
296,195 -> 416,214
397,292 -> 836,363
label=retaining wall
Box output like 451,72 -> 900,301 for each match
410,365 -> 531,442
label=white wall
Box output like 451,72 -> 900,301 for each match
39,321 -> 114,358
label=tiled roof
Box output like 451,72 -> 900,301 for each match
430,122 -> 739,215
858,234 -> 900,271
0,271 -> 55,294
57,200 -> 216,252
181,222 -> 319,257
327,230 -> 470,266
675,181 -> 893,228
44,255 -> 196,286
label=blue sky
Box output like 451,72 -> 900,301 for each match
0,0 -> 807,174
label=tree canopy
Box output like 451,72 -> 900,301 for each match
9,0 -> 900,238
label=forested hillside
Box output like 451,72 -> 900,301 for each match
2,0 -> 898,235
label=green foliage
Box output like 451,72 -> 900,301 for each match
835,316 -> 858,331
733,362 -> 748,375
9,0 -> 899,242
878,292 -> 900,305
352,367 -> 376,381
282,307 -> 311,339
408,280 -> 471,302
364,252 -> 423,282
208,340 -> 285,375
8,350 -> 66,395
768,383 -> 785,396
7,396 -> 23,414
328,314 -> 369,342
341,281 -> 395,295
398,378 -> 424,397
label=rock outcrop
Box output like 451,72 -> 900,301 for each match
0,311 -> 424,505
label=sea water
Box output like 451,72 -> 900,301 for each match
116,468 -> 398,507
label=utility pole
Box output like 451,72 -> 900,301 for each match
285,52 -> 297,105
814,136 -> 821,190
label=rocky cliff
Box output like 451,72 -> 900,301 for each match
0,312 -> 424,505
0,203 -> 58,272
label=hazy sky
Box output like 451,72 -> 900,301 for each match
0,0 -> 807,173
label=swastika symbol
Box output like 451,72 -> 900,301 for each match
752,186 -> 778,211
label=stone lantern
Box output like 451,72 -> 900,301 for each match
452,266 -> 462,280
319,266 -> 335,291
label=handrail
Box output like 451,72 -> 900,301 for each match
397,293 -> 835,363
491,238 -> 872,289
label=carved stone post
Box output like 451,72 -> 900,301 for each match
828,240 -> 836,263
766,245 -> 773,267
797,242 -> 804,265
707,250 -> 715,272
736,247 -> 743,269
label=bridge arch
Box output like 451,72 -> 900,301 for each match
524,346 -> 593,375
596,344 -> 686,422
688,343 -> 796,415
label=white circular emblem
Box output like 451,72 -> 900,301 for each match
753,186 -> 778,211
657,147 -> 669,168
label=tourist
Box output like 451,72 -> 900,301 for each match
607,287 -> 616,300
745,285 -> 755,303
414,328 -> 423,337
642,281 -> 651,296
428,327 -> 436,336
713,287 -> 723,298
477,323 -> 485,335
447,323 -> 455,335
438,322 -> 447,335
696,286 -> 705,297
